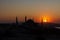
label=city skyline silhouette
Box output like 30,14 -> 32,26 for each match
0,0 -> 60,23
0,0 -> 60,40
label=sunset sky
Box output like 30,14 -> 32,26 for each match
0,0 -> 60,23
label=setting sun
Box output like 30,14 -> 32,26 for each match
43,19 -> 47,22
43,16 -> 48,22
40,16 -> 51,23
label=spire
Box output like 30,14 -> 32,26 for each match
25,16 -> 27,22
41,17 -> 43,27
16,16 -> 18,25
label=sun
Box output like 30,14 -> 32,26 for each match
40,16 -> 52,23
43,19 -> 47,22
42,16 -> 48,22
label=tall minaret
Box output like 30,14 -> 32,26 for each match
25,16 -> 27,22
16,16 -> 18,25
41,17 -> 43,27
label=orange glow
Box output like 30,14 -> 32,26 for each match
43,19 -> 47,22
40,16 -> 52,23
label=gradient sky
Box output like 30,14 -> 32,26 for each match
0,0 -> 60,23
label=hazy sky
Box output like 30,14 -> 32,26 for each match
0,0 -> 60,23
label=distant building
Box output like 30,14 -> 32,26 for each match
26,19 -> 34,23
16,16 -> 18,25
41,17 -> 43,27
25,16 -> 27,22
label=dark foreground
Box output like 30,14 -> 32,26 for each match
0,20 -> 60,40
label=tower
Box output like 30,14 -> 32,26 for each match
41,17 -> 43,27
16,16 -> 18,25
25,16 -> 27,22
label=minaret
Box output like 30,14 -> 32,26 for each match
25,16 -> 27,22
41,17 -> 43,27
16,16 -> 18,25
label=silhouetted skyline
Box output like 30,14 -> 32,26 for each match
0,0 -> 60,23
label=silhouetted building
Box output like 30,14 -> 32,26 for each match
25,16 -> 27,22
32,17 -> 34,22
26,19 -> 34,24
41,17 -> 43,27
16,16 -> 18,25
